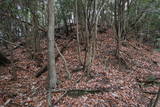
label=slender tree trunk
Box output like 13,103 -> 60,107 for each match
114,0 -> 123,63
76,0 -> 83,66
48,0 -> 57,106
31,0 -> 41,53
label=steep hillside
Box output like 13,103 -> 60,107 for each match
0,30 -> 160,107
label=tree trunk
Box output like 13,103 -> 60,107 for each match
48,0 -> 57,106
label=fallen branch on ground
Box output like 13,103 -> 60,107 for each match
0,38 -> 24,49
0,52 -> 11,66
35,39 -> 73,78
143,91 -> 159,95
50,87 -> 118,105
152,87 -> 160,107
54,91 -> 68,105
50,87 -> 116,93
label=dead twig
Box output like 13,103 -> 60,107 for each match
143,91 -> 159,95
152,87 -> 160,107
4,99 -> 11,106
55,42 -> 71,79
54,91 -> 68,105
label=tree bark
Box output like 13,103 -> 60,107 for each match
48,0 -> 57,106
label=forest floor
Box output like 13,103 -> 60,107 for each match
0,29 -> 160,107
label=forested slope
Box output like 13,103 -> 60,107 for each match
0,30 -> 160,107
